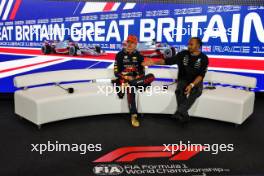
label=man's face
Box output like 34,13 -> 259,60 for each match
188,39 -> 200,53
126,40 -> 137,52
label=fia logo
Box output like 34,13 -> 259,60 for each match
93,164 -> 124,175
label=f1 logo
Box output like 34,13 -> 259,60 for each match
94,145 -> 203,163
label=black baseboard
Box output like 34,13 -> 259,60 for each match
0,93 -> 14,100
256,92 -> 264,98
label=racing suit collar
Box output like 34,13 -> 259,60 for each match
124,49 -> 137,54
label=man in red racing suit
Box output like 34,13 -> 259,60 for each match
113,35 -> 154,127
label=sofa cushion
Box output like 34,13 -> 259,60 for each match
189,87 -> 255,124
15,82 -> 129,124
138,81 -> 177,114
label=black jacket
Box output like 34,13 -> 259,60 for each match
165,50 -> 209,83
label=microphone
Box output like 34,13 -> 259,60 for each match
57,84 -> 74,94
68,87 -> 74,94
163,82 -> 177,90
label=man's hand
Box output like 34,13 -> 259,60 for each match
185,85 -> 193,95
124,76 -> 134,81
121,72 -> 134,81
135,75 -> 142,79
142,58 -> 154,66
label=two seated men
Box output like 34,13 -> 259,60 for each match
113,35 -> 208,127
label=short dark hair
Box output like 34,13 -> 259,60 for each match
190,37 -> 202,47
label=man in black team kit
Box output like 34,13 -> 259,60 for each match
143,37 -> 209,124
114,35 -> 145,128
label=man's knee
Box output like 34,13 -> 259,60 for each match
190,85 -> 203,98
176,81 -> 188,95
175,88 -> 183,96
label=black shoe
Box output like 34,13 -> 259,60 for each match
171,111 -> 181,120
178,113 -> 190,127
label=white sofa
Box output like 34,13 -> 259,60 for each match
13,68 -> 256,128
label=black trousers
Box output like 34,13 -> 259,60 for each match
175,80 -> 203,116
127,89 -> 137,115
113,74 -> 155,115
